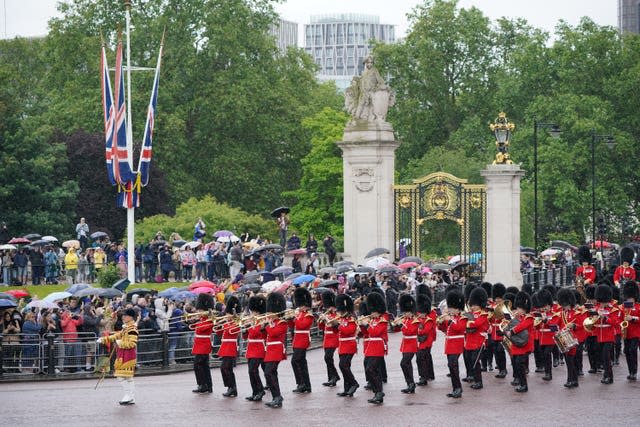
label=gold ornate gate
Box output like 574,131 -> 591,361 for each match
394,172 -> 486,273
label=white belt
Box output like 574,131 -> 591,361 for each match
368,337 -> 384,342
339,337 -> 356,341
480,333 -> 488,338
594,325 -> 611,328
324,330 -> 334,333
222,339 -> 237,343
267,341 -> 283,345
295,330 -> 310,334
248,339 -> 265,344
195,334 -> 211,339
446,335 -> 465,339
403,335 -> 417,340
539,329 -> 552,332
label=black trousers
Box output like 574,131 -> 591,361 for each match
247,358 -> 264,395
483,338 -> 494,368
601,341 -> 613,380
324,347 -> 340,381
615,335 -> 622,361
220,356 -> 236,388
586,336 -> 600,370
416,348 -> 428,380
447,354 -> 462,390
533,340 -> 543,369
426,348 -> 435,380
193,354 -> 212,389
575,342 -> 584,373
291,348 -> 311,388
463,349 -> 471,378
264,361 -> 281,399
400,352 -> 415,385
565,353 -> 578,383
363,356 -> 371,383
338,353 -> 357,390
513,354 -> 528,387
624,337 -> 639,375
494,339 -> 507,371
364,356 -> 384,393
542,344 -> 553,376
381,356 -> 388,382
467,348 -> 482,383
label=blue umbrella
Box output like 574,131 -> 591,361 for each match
292,274 -> 316,285
261,272 -> 276,283
66,283 -> 92,294
170,291 -> 197,302
158,287 -> 180,298
0,299 -> 18,309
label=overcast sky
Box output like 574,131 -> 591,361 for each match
0,0 -> 618,40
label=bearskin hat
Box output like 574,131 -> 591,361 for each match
623,281 -> 639,300
399,294 -> 416,313
595,284 -> 612,303
503,292 -> 516,307
336,294 -> 354,313
531,292 -> 541,309
506,286 -> 520,296
578,245 -> 592,264
514,291 -> 532,313
521,283 -> 533,296
225,295 -> 240,315
366,291 -> 387,314
294,287 -> 312,308
358,300 -> 369,316
446,289 -> 465,311
557,288 -> 576,308
612,286 -> 620,303
481,282 -> 493,298
369,286 -> 385,297
415,284 -> 429,296
621,246 -> 635,265
322,291 -> 336,308
537,289 -> 553,307
416,294 -> 431,313
445,283 -> 462,296
492,282 -> 506,300
463,284 -> 477,302
469,287 -> 488,308
248,295 -> 266,314
195,293 -> 215,311
266,292 -> 286,313
542,285 -> 557,300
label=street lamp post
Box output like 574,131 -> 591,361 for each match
533,119 -> 561,254
590,129 -> 616,249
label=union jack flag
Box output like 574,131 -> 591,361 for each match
101,45 -> 116,186
112,39 -> 136,186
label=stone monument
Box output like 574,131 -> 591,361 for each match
481,113 -> 524,287
338,56 -> 399,264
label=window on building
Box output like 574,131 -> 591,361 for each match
337,24 -> 344,44
347,23 -> 354,44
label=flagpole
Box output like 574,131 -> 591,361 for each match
124,0 -> 135,284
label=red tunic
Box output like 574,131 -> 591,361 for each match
399,316 -> 420,353
417,312 -> 436,350
338,316 -> 358,355
216,320 -> 239,357
464,310 -> 489,351
290,310 -> 314,349
593,303 -> 621,343
319,310 -> 339,349
614,266 -> 636,285
538,310 -> 556,346
363,317 -> 388,357
264,319 -> 288,362
510,314 -> 534,355
622,302 -> 640,339
575,265 -> 596,284
191,316 -> 213,355
244,323 -> 266,359
572,308 -> 588,343
438,315 -> 466,355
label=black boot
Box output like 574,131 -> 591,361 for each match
367,392 -> 384,404
323,377 -> 339,387
470,382 -> 483,390
401,383 -> 416,394
515,385 -> 528,393
265,396 -> 283,408
446,388 -> 462,398
192,385 -> 205,393
345,384 -> 359,397
252,390 -> 265,401
542,374 -> 552,381
495,370 -> 507,378
292,385 -> 305,393
222,387 -> 237,397
416,378 -> 428,386
364,382 -> 372,390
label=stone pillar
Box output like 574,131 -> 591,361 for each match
480,164 -> 525,287
337,122 -> 399,265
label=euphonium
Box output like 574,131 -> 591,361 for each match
583,315 -> 600,333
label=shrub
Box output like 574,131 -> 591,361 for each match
97,264 -> 121,288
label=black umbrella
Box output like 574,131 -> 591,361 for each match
399,256 -> 424,264
243,271 -> 261,282
430,263 -> 451,271
364,247 -> 390,258
520,247 -> 536,257
312,287 -> 333,294
90,231 -> 109,240
378,265 -> 400,274
285,272 -> 303,281
451,262 -> 469,271
112,278 -> 131,292
126,288 -> 153,297
335,265 -> 353,274
270,206 -> 290,218
261,272 -> 276,283
551,240 -> 577,251
257,243 -> 284,251
319,279 -> 340,288
319,266 -> 336,275
23,233 -> 41,240
334,260 -> 354,267
73,287 -> 99,297
272,266 -> 293,275
172,239 -> 187,247
355,266 -> 375,274
30,239 -> 49,247
238,283 -> 262,293
98,288 -> 124,298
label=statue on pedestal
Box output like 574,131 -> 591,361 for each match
345,56 -> 395,125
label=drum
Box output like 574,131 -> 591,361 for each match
554,328 -> 578,354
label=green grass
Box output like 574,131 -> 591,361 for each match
2,282 -> 191,299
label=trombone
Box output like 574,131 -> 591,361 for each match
212,314 -> 241,333
168,309 -> 215,325
391,313 -> 414,327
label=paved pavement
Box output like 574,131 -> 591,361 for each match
3,333 -> 639,426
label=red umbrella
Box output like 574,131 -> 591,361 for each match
189,280 -> 216,290
591,240 -> 611,249
288,248 -> 306,255
8,237 -> 31,245
275,281 -> 292,293
398,262 -> 418,269
191,287 -> 215,295
6,289 -> 30,298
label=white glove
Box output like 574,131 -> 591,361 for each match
116,339 -> 123,347
96,338 -> 102,344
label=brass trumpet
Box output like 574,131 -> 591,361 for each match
168,309 -> 215,325
212,314 -> 241,332
391,313 -> 413,327
357,314 -> 373,326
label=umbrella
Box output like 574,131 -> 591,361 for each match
90,231 -> 109,239
0,292 -> 17,301
126,288 -> 153,297
65,283 -> 91,294
551,240 -> 577,251
336,265 -> 353,274
430,263 -> 451,271
238,283 -> 262,293
270,206 -> 290,218
62,239 -> 80,248
170,291 -> 197,302
365,256 -> 390,269
43,291 -> 72,302
420,267 -> 432,274
26,300 -> 59,310
292,274 -> 316,285
355,266 -> 375,274
192,287 -> 215,295
8,237 -> 30,244
452,262 -> 469,271
398,262 -> 418,269
181,241 -> 202,250
213,230 -> 234,238
74,287 -> 100,298
97,288 -> 123,299
540,248 -> 562,257
399,256 -> 424,264
189,280 -> 216,290
0,244 -> 17,250
257,243 -> 284,251
261,280 -> 282,293
23,233 -> 41,240
112,278 -> 131,292
591,240 -> 611,249
319,266 -> 336,275
243,271 -> 261,283
261,272 -> 276,283
0,299 -> 18,309
287,248 -> 306,255
284,272 -> 303,281
172,239 -> 187,247
275,282 -> 293,293
42,235 -> 58,242
448,255 -> 462,265
319,279 -> 340,288
378,265 -> 400,274
520,247 -> 536,256
158,287 -> 180,298
243,241 -> 261,250
365,247 -> 389,258
6,289 -> 29,298
271,266 -> 293,275
334,260 -> 354,267
216,235 -> 240,243
312,287 -> 333,294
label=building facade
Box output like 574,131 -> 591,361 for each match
271,18 -> 298,52
304,14 -> 395,90
618,0 -> 640,33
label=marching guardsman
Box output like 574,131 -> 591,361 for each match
263,292 -> 289,408
505,292 -> 534,393
335,294 -> 359,397
583,285 -> 600,374
461,284 -> 476,383
370,287 -> 389,385
394,293 -> 419,394
190,293 -> 214,394
416,285 -> 436,385
290,287 -> 314,394
360,291 -> 388,404
542,285 -> 562,368
216,295 -> 241,397
550,288 -> 579,388
571,289 -> 588,376
590,284 -> 621,384
480,281 -> 494,372
358,299 -> 373,390
535,289 -> 555,381
490,283 -> 508,378
319,291 -> 341,387
614,247 -> 636,287
575,245 -> 596,285
437,289 -> 466,398
464,287 -> 489,390
96,307 -> 139,405
244,295 -> 267,402
621,281 -> 640,381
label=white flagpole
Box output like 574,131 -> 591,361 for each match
124,0 -> 135,284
